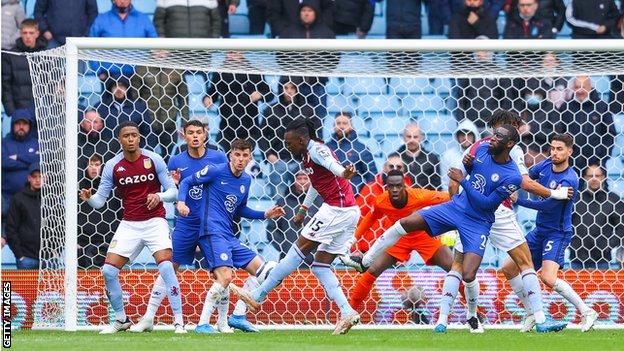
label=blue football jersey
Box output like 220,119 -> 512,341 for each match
168,148 -> 227,230
454,143 -> 523,223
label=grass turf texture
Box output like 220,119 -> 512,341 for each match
11,330 -> 624,351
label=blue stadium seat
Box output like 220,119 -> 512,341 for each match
431,78 -> 453,95
249,176 -> 268,199
368,16 -> 386,36
185,74 -> 207,94
607,179 -> 624,198
188,94 -> 207,113
401,94 -> 446,114
361,137 -> 382,158
206,110 -> 221,132
516,206 -> 538,235
388,77 -> 433,95
1,246 -> 16,267
2,113 -> 11,138
591,76 -> 611,100
230,15 -> 250,35
614,114 -> 624,134
326,77 -> 343,95
327,94 -> 356,114
237,0 -> 249,15
358,94 -> 401,118
380,136 -> 404,157
343,77 -> 387,95
417,114 -> 457,134
481,244 -> 499,267
133,1 -> 157,15
78,75 -> 103,94
264,75 -> 279,93
370,115 -> 412,139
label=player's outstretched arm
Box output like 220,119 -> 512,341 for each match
178,164 -> 217,204
308,142 -> 352,179
521,174 -> 572,200
515,180 -> 576,211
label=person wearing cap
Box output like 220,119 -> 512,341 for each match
1,108 -> 40,213
5,162 -> 42,269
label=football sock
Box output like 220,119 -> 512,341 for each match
102,263 -> 126,322
216,286 -> 230,326
253,245 -> 305,302
233,277 -> 258,316
436,271 -> 462,326
144,275 -> 166,321
521,269 -> 545,323
349,271 -> 377,309
508,274 -> 534,316
199,282 -> 225,325
312,262 -> 356,317
158,260 -> 184,325
362,222 -> 407,267
464,278 -> 479,319
553,278 -> 591,314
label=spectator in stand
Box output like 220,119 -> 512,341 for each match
449,0 -> 499,39
424,0 -> 452,35
524,143 -> 548,168
203,51 -> 273,152
386,0 -> 423,39
248,0 -> 268,34
1,19 -> 47,116
440,119 -> 479,190
517,80 -> 560,148
557,75 -> 615,172
355,153 -> 412,253
610,17 -> 624,115
267,170 -> 321,261
503,0 -> 553,39
280,2 -> 336,120
504,0 -> 566,37
218,0 -> 240,38
78,154 -> 122,268
565,0 -> 620,39
452,0 -> 505,19
155,0 -> 221,38
1,0 -> 25,50
96,78 -> 158,150
5,162 -> 42,269
259,76 -> 317,197
268,0 -> 333,38
78,109 -> 119,171
332,0 -> 374,38
571,164 -> 624,269
89,0 -> 157,80
34,0 -> 98,49
326,112 -> 377,194
396,123 -> 441,190
1,108 -> 40,214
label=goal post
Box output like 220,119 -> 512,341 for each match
23,38 -> 624,331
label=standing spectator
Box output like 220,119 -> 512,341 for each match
571,164 -> 624,269
566,0 -> 620,39
386,0 -> 423,39
5,162 -> 42,270
154,0 -> 221,38
610,17 -> 624,115
557,76 -> 615,172
248,0 -> 268,34
503,0 -> 553,39
203,51 -> 274,152
259,76 -> 317,196
89,0 -> 158,80
504,0 -> 566,36
332,0 -> 374,38
34,0 -> 98,48
1,19 -> 47,116
96,78 -> 158,150
1,108 -> 40,212
267,0 -> 333,38
267,170 -> 322,260
452,0 -> 505,19
218,0 -> 240,38
439,119 -> 479,190
425,0 -> 452,35
448,0 -> 499,39
396,123 -> 441,190
1,0 -> 25,50
78,109 -> 119,171
326,112 -> 377,194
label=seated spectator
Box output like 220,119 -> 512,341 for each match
504,0 -> 565,37
1,0 -> 25,50
78,109 -> 119,170
268,0 -> 333,38
1,108 -> 40,215
34,0 -> 98,48
440,119 -> 479,190
566,0 -> 620,39
332,0 -> 374,38
557,75 -> 615,171
259,76 -> 317,196
516,79 -> 560,147
77,154 -> 122,268
1,19 -> 47,116
396,123 -> 441,190
88,0 -> 157,80
326,112 -> 377,194
96,78 -> 158,150
448,0 -> 498,39
571,164 -> 624,269
203,51 -> 274,152
355,153 -> 412,253
266,170 -> 320,262
5,162 -> 42,269
503,0 -> 553,39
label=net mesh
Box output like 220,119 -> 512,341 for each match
27,44 -> 624,329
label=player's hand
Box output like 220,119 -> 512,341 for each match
549,186 -> 573,200
79,188 -> 92,201
342,164 -> 357,180
170,169 -> 181,185
265,206 -> 286,219
146,193 -> 161,210
250,91 -> 262,103
177,202 -> 190,217
463,154 -> 475,168
228,4 -> 237,14
447,167 -> 464,183
203,95 -> 213,108
509,191 -> 518,203
596,25 -> 607,34
467,11 -> 479,25
293,212 -> 305,226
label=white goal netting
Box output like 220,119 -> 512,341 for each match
25,40 -> 624,329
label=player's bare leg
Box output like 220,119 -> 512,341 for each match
462,252 -> 484,334
132,261 -> 181,333
100,253 -> 131,334
540,260 -> 597,332
349,253 -> 398,309
151,249 -> 186,333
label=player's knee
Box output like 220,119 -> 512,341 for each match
462,269 -> 477,283
540,274 -> 556,289
102,264 -> 119,281
501,259 -> 519,279
215,269 -> 233,286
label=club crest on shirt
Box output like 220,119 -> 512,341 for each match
491,173 -> 499,182
240,185 -> 245,194
143,158 -> 152,169
549,180 -> 557,189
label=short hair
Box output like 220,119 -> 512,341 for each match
501,124 -> 520,144
335,111 -> 352,119
183,119 -> 205,131
387,152 -> 401,160
20,19 -> 39,30
383,169 -> 405,185
116,121 -> 140,136
230,138 -> 253,152
285,117 -> 318,140
550,133 -> 574,148
487,109 -> 524,129
584,163 -> 605,177
89,154 -> 103,164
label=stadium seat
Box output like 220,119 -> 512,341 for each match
516,206 -> 538,235
361,137 -> 382,158
78,75 -> 103,94
481,244 -> 499,267
229,15 -> 250,35
590,76 -> 611,100
608,179 -> 624,198
237,0 -> 249,15
368,16 -> 386,37
327,94 -> 356,115
249,177 -> 268,199
185,74 -> 207,94
358,95 -> 401,118
132,0 -> 157,15
1,246 -> 16,267
424,134 -> 455,156
388,77 -> 433,95
606,156 -> 624,179
380,136 -> 404,157
401,94 -> 446,114
614,114 -> 624,134
417,114 -> 457,134
188,94 -> 207,113
343,77 -> 387,96
326,77 -> 343,95
369,115 -> 412,139
431,78 -> 453,96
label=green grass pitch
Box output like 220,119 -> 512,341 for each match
10,329 -> 624,351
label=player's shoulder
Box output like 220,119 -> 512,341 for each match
141,149 -> 165,162
104,152 -> 126,169
375,191 -> 391,207
564,166 -> 580,187
469,137 -> 491,156
205,148 -> 228,162
168,151 -> 187,168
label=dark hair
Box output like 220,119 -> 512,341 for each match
487,109 -> 524,129
501,124 -> 520,144
285,117 -> 318,140
230,138 -> 253,152
183,119 -> 205,131
20,19 -> 39,30
550,133 -> 574,148
89,154 -> 103,163
116,121 -> 140,136
335,111 -> 352,119
584,163 -> 605,177
383,169 -> 405,185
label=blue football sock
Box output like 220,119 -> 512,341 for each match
102,263 -> 126,321
158,260 -> 183,325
